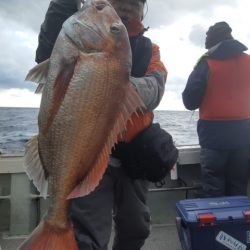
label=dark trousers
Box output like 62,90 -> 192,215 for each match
200,147 -> 250,197
70,166 -> 150,250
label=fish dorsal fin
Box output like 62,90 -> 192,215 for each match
68,83 -> 146,199
25,59 -> 50,84
25,59 -> 51,94
24,135 -> 48,198
43,57 -> 78,135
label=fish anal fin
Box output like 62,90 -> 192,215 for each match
43,58 -> 78,134
67,143 -> 110,199
25,59 -> 50,85
67,83 -> 146,199
18,221 -> 78,250
24,136 -> 48,198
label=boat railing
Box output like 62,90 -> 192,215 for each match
0,146 -> 202,236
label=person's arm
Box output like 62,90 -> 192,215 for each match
130,43 -> 167,111
36,0 -> 78,63
182,59 -> 209,110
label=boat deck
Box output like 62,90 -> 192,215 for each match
0,224 -> 182,250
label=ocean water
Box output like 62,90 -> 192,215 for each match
0,107 -> 199,154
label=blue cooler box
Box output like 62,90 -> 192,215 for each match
176,196 -> 250,250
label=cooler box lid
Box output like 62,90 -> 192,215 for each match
176,196 -> 250,226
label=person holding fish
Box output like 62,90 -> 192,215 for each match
21,0 -> 177,249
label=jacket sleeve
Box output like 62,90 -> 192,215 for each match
182,59 -> 209,110
35,0 -> 78,63
130,43 -> 167,111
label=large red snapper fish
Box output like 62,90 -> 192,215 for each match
19,0 -> 145,249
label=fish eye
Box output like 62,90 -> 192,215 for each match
110,24 -> 120,34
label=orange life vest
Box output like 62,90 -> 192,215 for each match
200,53 -> 250,120
118,111 -> 154,143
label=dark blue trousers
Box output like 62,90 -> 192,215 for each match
200,147 -> 250,197
70,166 -> 150,250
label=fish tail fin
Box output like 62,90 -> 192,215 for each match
18,221 -> 78,250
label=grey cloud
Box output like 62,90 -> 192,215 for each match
189,25 -> 206,48
0,0 -> 239,92
143,0 -> 238,28
0,0 -> 50,32
0,19 -> 37,90
0,71 -> 36,91
0,0 -> 50,91
0,73 -> 37,91
0,0 -> 238,31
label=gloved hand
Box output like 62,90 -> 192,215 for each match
36,0 -> 80,63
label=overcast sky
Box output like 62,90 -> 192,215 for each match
0,0 -> 250,110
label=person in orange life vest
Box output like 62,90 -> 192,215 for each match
35,0 -> 170,249
182,21 -> 250,198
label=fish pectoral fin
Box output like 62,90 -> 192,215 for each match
43,57 -> 78,135
25,59 -> 50,91
24,135 -> 48,199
